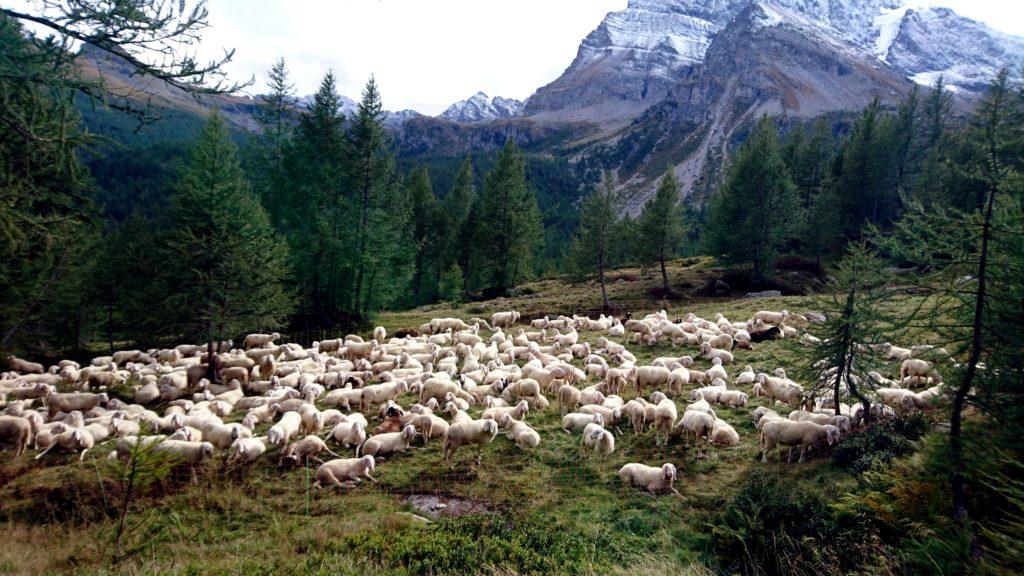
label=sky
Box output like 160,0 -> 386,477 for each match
11,1 -> 1024,114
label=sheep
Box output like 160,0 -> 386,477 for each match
557,383 -> 582,413
760,420 -> 839,463
899,358 -> 943,385
876,387 -> 924,412
632,366 -> 671,394
491,311 -> 521,328
675,410 -> 715,459
153,440 -> 216,481
752,310 -> 790,326
205,423 -> 252,450
322,387 -> 364,411
358,424 -> 417,459
706,358 -> 728,382
700,343 -> 734,364
501,378 -> 542,403
757,374 -> 804,407
229,436 -> 268,464
242,332 -> 281,349
788,410 -> 852,433
481,400 -> 529,422
406,413 -> 449,445
46,392 -> 108,418
6,355 -> 44,375
314,456 -> 377,489
280,435 -> 343,466
735,365 -> 756,385
0,415 -> 32,456
881,343 -> 913,361
562,412 -> 604,433
715,390 -> 748,408
442,418 -> 499,465
621,399 -> 649,433
653,399 -> 677,446
267,412 -> 302,447
330,420 -> 368,450
710,418 -> 740,446
35,428 -> 95,461
419,378 -> 474,407
498,413 -> 540,450
582,427 -> 615,457
359,380 -> 409,411
618,463 -> 681,496
169,426 -> 203,442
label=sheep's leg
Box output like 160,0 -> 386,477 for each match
364,471 -> 378,483
34,442 -> 56,460
79,448 -> 89,462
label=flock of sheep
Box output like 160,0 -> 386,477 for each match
0,306 -> 948,497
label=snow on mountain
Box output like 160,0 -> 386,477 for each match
439,92 -> 524,123
525,0 -> 1021,122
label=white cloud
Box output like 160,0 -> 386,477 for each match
195,0 -> 626,114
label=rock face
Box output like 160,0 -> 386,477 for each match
524,0 -> 1022,123
439,92 -> 524,123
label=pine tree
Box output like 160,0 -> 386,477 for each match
876,69 -> 1024,535
704,116 -> 800,284
348,76 -> 412,318
443,157 -> 475,273
164,114 -> 292,374
473,140 -> 543,294
438,264 -> 465,308
570,172 -> 623,308
800,242 -> 891,419
286,71 -> 348,325
407,167 -> 441,305
637,170 -> 685,295
251,57 -> 295,223
833,100 -> 899,235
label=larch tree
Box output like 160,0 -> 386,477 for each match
407,167 -> 441,305
704,116 -> 800,285
637,170 -> 685,296
571,172 -> 624,309
474,140 -> 543,294
164,114 -> 292,379
252,57 -> 295,224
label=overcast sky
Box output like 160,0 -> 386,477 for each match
13,0 -> 1024,114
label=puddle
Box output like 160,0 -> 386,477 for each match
404,493 -> 493,517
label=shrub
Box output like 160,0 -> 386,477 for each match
832,413 -> 932,472
709,471 -> 895,576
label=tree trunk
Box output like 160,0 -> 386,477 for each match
950,178 -> 996,527
659,257 -> 670,296
599,266 -> 610,310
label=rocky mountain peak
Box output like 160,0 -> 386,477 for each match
439,92 -> 524,123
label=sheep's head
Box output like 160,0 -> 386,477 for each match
825,426 -> 840,446
499,413 -> 512,429
361,454 -> 376,470
482,419 -> 498,435
593,413 -> 605,426
662,463 -> 677,482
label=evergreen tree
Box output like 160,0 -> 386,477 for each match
286,71 -> 348,325
348,76 -> 412,318
912,77 -> 955,207
164,114 -> 292,374
251,57 -> 295,223
570,172 -> 623,308
637,170 -> 685,295
443,157 -> 475,273
704,116 -> 801,284
473,140 -> 543,294
407,167 -> 441,305
833,99 -> 899,235
877,69 -> 1024,535
800,242 -> 891,419
438,263 -> 465,308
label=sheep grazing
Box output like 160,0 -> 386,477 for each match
442,418 -> 499,466
229,436 -> 268,464
358,425 -> 417,459
562,412 -> 604,434
243,332 -> 281,349
280,436 -> 342,466
314,456 -> 377,489
582,427 -> 615,457
498,413 -> 540,450
491,311 -> 521,328
653,399 -> 677,446
46,392 -> 108,418
6,355 -> 45,375
330,420 -> 368,450
710,418 -> 740,446
35,428 -> 95,461
760,420 -> 840,463
0,415 -> 33,456
481,400 -> 529,422
899,358 -> 943,385
267,412 -> 302,446
675,409 -> 715,459
752,310 -> 790,327
618,463 -> 681,496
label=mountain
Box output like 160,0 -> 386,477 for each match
524,0 -> 1023,124
440,92 -> 524,123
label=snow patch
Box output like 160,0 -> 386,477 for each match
909,70 -> 961,92
873,6 -> 910,61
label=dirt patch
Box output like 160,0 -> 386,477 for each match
404,493 -> 493,518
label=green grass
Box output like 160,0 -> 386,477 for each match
0,260 -> 932,575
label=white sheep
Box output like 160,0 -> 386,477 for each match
562,412 -> 604,433
358,425 -> 416,459
582,427 -> 615,457
229,436 -> 268,463
760,420 -> 839,463
618,463 -> 681,496
653,399 -> 677,446
442,418 -> 499,465
330,420 -> 368,450
280,435 -> 342,466
35,428 -> 94,461
0,415 -> 33,456
481,400 -> 529,422
314,456 -> 377,489
710,418 -> 740,446
267,412 -> 302,446
675,410 -> 714,459
498,413 -> 540,450
699,343 -> 734,364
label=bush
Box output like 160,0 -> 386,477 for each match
339,513 -> 632,575
832,413 -> 932,472
709,471 -> 895,576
